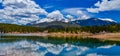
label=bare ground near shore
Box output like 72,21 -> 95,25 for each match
45,32 -> 120,41
88,33 -> 120,41
4,32 -> 120,41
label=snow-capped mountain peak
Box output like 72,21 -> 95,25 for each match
26,18 -> 117,26
100,18 -> 117,23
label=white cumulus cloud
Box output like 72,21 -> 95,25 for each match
47,10 -> 65,21
66,15 -> 73,19
87,0 -> 120,13
62,8 -> 90,20
35,10 -> 66,23
66,15 -> 76,21
0,0 -> 48,25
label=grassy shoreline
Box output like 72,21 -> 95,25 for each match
2,32 -> 120,41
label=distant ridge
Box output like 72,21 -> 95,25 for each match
70,18 -> 116,26
26,18 -> 117,27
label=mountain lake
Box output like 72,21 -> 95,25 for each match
0,36 -> 120,56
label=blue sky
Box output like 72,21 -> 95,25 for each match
35,0 -> 99,10
34,0 -> 120,22
0,0 -> 120,24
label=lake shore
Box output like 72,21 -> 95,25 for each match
2,32 -> 120,41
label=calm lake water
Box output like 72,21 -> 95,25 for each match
0,36 -> 120,56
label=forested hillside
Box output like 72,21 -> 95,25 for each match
0,23 -> 43,33
0,23 -> 120,33
45,24 -> 120,33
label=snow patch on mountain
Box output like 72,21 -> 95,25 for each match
99,18 -> 117,22
36,18 -> 116,23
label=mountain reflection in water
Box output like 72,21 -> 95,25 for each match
0,36 -> 120,56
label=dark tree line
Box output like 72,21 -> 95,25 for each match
0,23 -> 120,33
0,23 -> 43,33
44,24 -> 120,33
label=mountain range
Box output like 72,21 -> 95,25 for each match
27,18 -> 117,27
